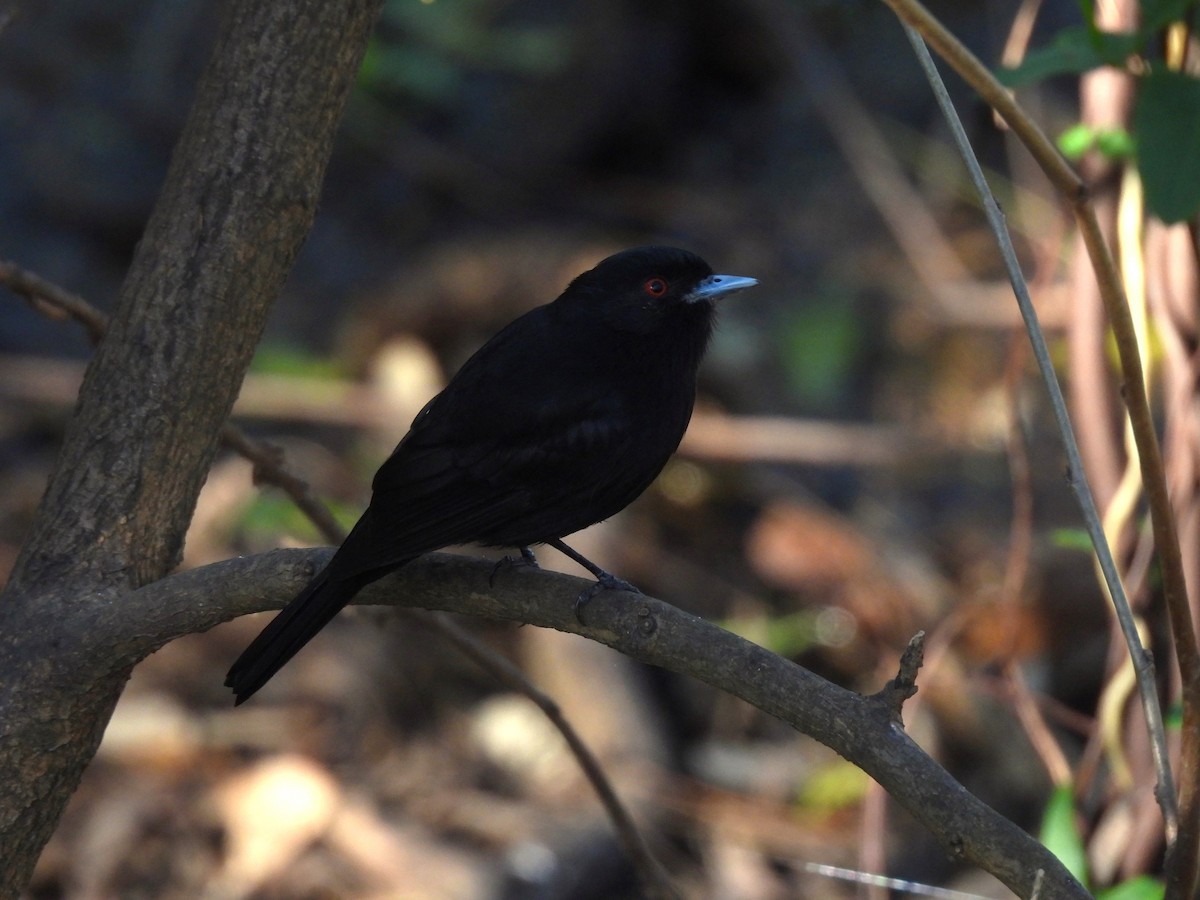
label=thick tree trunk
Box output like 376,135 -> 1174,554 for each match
0,0 -> 381,892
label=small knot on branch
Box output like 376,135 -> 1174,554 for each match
874,630 -> 926,723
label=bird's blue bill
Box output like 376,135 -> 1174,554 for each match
686,274 -> 758,303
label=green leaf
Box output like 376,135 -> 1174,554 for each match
1087,29 -> 1147,62
1140,0 -> 1196,32
1058,123 -> 1097,159
720,610 -> 821,658
486,28 -> 570,76
240,495 -> 360,544
1051,527 -> 1094,552
1040,785 -> 1089,886
359,41 -> 464,102
251,343 -> 343,379
1094,127 -> 1136,159
1136,69 -> 1200,223
1096,875 -> 1165,900
796,759 -> 870,812
778,289 -> 863,409
998,26 -> 1142,87
1165,702 -> 1183,730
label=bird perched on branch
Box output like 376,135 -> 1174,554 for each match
226,246 -> 757,703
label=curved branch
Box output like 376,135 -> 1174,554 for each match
122,550 -> 1088,899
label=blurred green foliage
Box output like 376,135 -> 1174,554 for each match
1040,785 -> 1089,886
1134,69 -> 1200,222
777,285 -> 863,410
721,609 -> 826,658
1097,876 -> 1166,900
358,0 -> 570,105
1049,527 -> 1095,552
997,0 -> 1200,222
1056,124 -> 1135,161
250,343 -> 345,379
795,758 -> 870,812
1040,785 -> 1165,898
1166,702 -> 1183,730
240,495 -> 361,545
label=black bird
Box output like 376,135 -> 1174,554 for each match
226,246 -> 756,703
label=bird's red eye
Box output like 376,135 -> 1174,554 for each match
643,277 -> 668,297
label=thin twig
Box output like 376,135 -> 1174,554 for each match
418,611 -> 681,900
1000,335 -> 1035,624
899,2 -> 1178,803
998,0 -> 1044,70
0,261 -> 108,343
219,429 -> 348,544
1000,335 -> 1074,787
896,8 -> 1181,844
879,1 -> 1083,198
788,18 -> 970,296
1006,665 -> 1074,787
801,862 -> 995,900
879,6 -> 1200,892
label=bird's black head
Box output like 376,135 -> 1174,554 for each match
557,246 -> 757,337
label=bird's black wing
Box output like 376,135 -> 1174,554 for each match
345,303 -> 654,558
346,393 -> 640,571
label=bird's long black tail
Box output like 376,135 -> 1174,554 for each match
226,567 -> 378,705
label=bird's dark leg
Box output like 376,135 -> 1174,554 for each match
547,538 -> 641,621
489,546 -> 541,587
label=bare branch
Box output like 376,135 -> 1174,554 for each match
416,611 -> 681,900
0,261 -> 108,343
119,550 -> 1087,899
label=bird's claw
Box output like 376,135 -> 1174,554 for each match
574,571 -> 641,623
489,547 -> 541,587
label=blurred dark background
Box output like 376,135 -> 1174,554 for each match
2,1 -> 1113,898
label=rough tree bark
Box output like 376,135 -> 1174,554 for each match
0,0 -> 382,893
